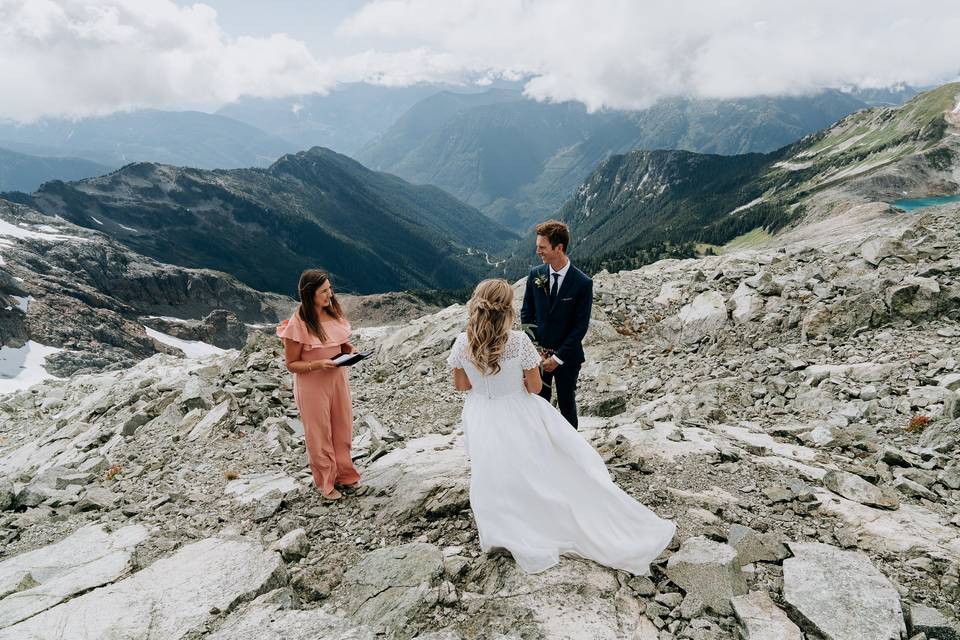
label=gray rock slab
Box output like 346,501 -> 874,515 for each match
269,528 -> 310,562
783,542 -> 906,640
187,399 -> 231,441
677,291 -> 728,343
208,590 -> 374,640
666,536 -> 747,615
334,543 -> 443,634
120,411 -> 150,437
0,573 -> 37,600
940,373 -> 960,392
731,591 -> 803,640
0,536 -> 285,640
860,237 -> 910,266
53,472 -> 93,489
225,472 -> 302,504
823,469 -> 899,509
920,417 -> 960,453
730,282 -> 764,324
362,433 -> 470,521
0,480 -> 14,511
939,467 -> 960,490
813,490 -> 960,561
910,604 -> 960,640
470,557 -> 647,640
0,524 -> 148,629
727,525 -> 790,565
178,376 -> 213,411
894,476 -> 939,501
75,486 -> 120,512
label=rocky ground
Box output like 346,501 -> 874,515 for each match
2,204 -> 960,639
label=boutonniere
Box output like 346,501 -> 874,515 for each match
533,273 -> 549,294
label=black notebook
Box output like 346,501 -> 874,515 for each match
333,350 -> 373,367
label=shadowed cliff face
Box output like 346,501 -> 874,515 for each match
11,147 -> 518,296
0,199 -> 293,375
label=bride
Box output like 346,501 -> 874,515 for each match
447,279 -> 676,575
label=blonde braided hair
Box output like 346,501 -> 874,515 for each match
466,279 -> 515,375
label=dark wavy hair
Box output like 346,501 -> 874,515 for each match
297,269 -> 344,342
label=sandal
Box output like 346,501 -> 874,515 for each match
320,489 -> 343,500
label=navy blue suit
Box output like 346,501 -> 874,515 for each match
520,263 -> 593,428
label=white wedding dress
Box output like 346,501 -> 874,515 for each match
447,330 -> 675,574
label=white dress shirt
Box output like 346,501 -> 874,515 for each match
547,259 -> 571,365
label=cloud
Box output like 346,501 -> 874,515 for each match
2,0 -> 959,122
0,0 -> 333,122
339,0 -> 960,110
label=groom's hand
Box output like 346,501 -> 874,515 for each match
542,356 -> 558,373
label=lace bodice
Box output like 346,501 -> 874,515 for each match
447,331 -> 542,398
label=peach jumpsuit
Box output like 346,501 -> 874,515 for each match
277,313 -> 361,493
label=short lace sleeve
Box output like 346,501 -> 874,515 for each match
516,332 -> 542,370
446,333 -> 467,370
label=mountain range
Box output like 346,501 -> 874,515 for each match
7,147 -> 516,296
216,83 -> 462,156
524,82 -> 960,275
356,88 -> 874,231
0,110 -> 297,170
0,147 -> 112,193
4,81 -> 951,303
0,82 -> 923,205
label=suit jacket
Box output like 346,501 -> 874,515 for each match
520,263 -> 593,365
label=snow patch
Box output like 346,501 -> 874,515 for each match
727,197 -> 765,216
12,295 -> 30,313
0,219 -> 84,243
145,314 -> 191,324
774,160 -> 814,171
90,216 -> 104,225
118,223 -> 138,233
0,341 -> 62,395
145,327 -> 225,358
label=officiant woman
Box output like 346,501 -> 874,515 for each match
277,269 -> 360,500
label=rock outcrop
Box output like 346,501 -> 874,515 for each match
0,199 -> 291,376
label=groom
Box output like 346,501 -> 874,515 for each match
520,220 -> 592,429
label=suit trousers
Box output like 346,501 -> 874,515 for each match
538,361 -> 582,429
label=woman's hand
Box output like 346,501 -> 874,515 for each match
309,359 -> 338,371
341,342 -> 356,354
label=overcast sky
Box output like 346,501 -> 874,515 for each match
2,0 -> 959,122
